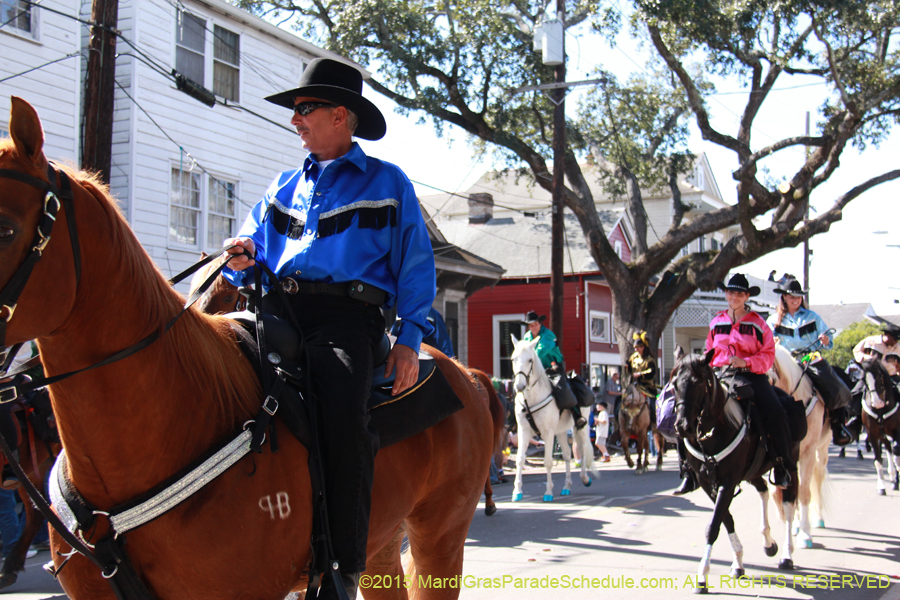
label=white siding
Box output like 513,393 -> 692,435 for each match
0,0 -> 81,162
111,0 -> 329,283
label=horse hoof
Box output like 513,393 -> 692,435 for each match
0,573 -> 18,590
512,493 -> 523,502
543,494 -> 554,502
893,482 -> 899,491
560,489 -> 571,496
791,524 -> 799,536
765,542 -> 778,557
815,519 -> 825,529
878,489 -> 886,496
778,559 -> 794,570
656,464 -> 662,471
485,504 -> 497,516
730,568 -> 745,579
802,539 -> 812,549
694,582 -> 708,595
583,478 -> 592,487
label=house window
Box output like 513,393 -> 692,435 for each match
494,314 -> 525,380
207,178 -> 236,249
176,11 -> 206,85
1,0 -> 32,34
170,167 -> 200,245
698,236 -> 706,252
614,240 -> 623,258
170,166 -> 238,250
589,310 -> 610,343
213,25 -> 240,102
681,244 -> 689,257
711,238 -> 719,251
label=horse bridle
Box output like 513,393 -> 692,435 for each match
861,366 -> 899,423
0,164 -> 81,352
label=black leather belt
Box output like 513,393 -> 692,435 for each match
280,277 -> 386,306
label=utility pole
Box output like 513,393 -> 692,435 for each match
82,0 -> 119,184
550,0 -> 566,346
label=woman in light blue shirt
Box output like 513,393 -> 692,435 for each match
767,279 -> 832,353
767,279 -> 851,446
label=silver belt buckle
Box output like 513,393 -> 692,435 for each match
281,277 -> 299,295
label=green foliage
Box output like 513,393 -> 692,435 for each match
822,320 -> 881,369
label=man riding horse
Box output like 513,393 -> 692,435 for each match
223,58 -> 436,600
854,322 -> 900,457
624,331 -> 658,423
523,312 -> 587,429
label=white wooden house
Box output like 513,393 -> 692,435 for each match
1,0 -> 347,283
1,0 -> 82,158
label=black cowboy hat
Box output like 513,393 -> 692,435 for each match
881,323 -> 900,339
264,58 -> 387,141
523,311 -> 546,324
716,273 -> 760,297
774,279 -> 808,296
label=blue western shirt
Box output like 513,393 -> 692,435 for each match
766,307 -> 832,353
224,143 -> 436,352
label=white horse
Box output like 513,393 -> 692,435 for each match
510,335 -> 596,502
768,345 -> 832,548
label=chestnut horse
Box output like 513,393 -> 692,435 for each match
0,96 -> 500,599
187,256 -> 503,517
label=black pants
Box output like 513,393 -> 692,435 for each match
0,403 -> 16,450
744,373 -> 795,471
265,292 -> 384,573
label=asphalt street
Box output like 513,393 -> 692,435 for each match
1,446 -> 898,600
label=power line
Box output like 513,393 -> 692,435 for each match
114,79 -> 257,212
0,51 -> 82,84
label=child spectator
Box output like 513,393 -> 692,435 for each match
595,402 -> 611,462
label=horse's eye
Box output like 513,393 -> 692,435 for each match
0,227 -> 13,240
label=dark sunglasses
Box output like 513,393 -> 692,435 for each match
292,101 -> 336,116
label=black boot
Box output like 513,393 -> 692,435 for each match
830,408 -> 852,446
673,458 -> 697,495
318,571 -> 360,600
766,420 -> 795,488
673,471 -> 698,495
570,407 -> 587,430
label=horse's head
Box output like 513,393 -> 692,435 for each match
0,97 -> 81,345
620,382 -> 646,416
671,348 -> 719,438
509,334 -> 544,394
189,252 -> 247,315
860,358 -> 892,411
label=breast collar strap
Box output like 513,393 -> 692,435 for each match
0,164 -> 80,351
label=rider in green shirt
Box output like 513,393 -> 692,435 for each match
523,311 -> 587,429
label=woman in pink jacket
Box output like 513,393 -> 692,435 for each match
674,274 -> 795,495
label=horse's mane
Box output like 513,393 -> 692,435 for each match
64,166 -> 261,426
675,353 -> 744,430
771,345 -> 814,401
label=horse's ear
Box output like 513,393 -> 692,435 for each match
9,97 -> 46,166
674,346 -> 685,361
529,336 -> 541,348
510,333 -> 519,346
703,348 -> 715,366
199,251 -> 209,260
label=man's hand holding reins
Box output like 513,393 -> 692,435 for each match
386,344 -> 418,396
223,237 -> 256,271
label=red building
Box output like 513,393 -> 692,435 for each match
426,199 -> 633,388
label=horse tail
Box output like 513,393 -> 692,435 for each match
470,369 -> 506,457
402,542 -> 421,600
